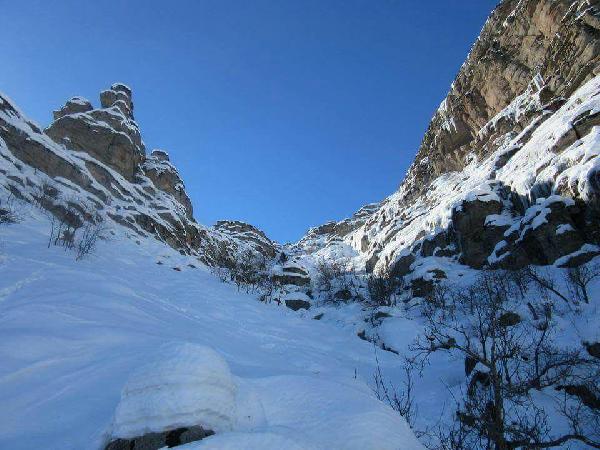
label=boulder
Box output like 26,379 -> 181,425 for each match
498,312 -> 521,327
334,288 -> 352,301
585,342 -> 600,359
110,343 -> 237,442
272,262 -> 311,287
283,292 -> 311,311
285,299 -> 311,311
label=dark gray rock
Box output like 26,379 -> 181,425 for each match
334,288 -> 352,301
452,196 -> 506,268
498,311 -> 521,327
285,299 -> 311,311
104,425 -> 214,450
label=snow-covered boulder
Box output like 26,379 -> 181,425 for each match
283,291 -> 311,311
110,343 -> 237,441
272,262 -> 311,286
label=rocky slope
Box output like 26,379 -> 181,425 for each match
295,0 -> 600,296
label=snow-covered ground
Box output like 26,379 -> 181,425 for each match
0,209 -> 423,450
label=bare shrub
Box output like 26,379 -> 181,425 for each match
373,349 -> 417,429
43,196 -> 108,260
519,264 -> 600,307
0,193 -> 21,225
209,246 -> 270,294
315,256 -> 361,304
564,264 -> 600,304
76,213 -> 108,260
414,269 -> 599,449
367,265 -> 405,307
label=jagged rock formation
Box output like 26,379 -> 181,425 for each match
295,0 -> 600,294
0,84 -> 278,269
46,83 -> 145,180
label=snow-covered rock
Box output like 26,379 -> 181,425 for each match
110,343 -> 237,440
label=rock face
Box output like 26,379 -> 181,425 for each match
212,220 -> 279,260
52,96 -> 93,120
405,0 -> 600,200
272,262 -> 311,287
142,150 -> 194,219
46,83 -> 145,180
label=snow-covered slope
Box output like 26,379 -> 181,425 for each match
0,211 -> 422,450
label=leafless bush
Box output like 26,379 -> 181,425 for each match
564,264 -> 600,304
209,246 -> 270,294
518,264 -> 600,307
75,213 -> 108,260
45,197 -> 108,260
315,257 -> 347,292
0,193 -> 21,225
315,256 -> 361,303
258,274 -> 283,304
367,266 -> 404,307
414,269 -> 599,449
373,349 -> 417,429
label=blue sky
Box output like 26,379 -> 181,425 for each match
2,0 -> 498,243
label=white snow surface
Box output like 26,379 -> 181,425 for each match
0,211 -> 423,450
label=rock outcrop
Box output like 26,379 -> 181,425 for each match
46,83 -> 145,180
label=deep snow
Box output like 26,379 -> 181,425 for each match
0,210 -> 423,450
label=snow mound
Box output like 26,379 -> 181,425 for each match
111,343 -> 237,439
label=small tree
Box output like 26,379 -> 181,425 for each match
314,256 -> 361,304
373,348 -> 417,429
0,192 -> 21,225
414,270 -> 599,449
367,265 -> 404,307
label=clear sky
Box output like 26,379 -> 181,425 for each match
1,0 -> 498,243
